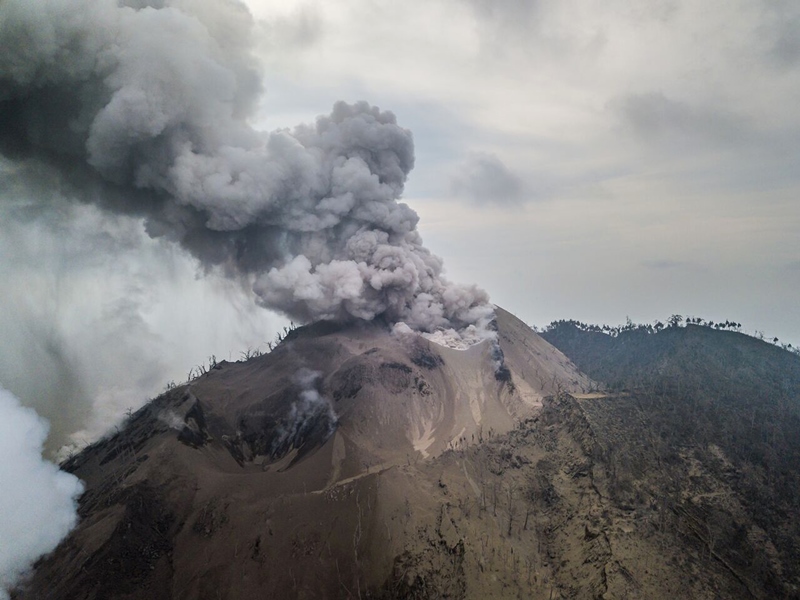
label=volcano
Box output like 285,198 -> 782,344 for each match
13,309 -> 800,599
13,308 -> 588,599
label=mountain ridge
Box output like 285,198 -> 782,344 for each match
13,310 -> 800,599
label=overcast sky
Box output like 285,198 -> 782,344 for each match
248,0 -> 800,341
1,0 -> 799,453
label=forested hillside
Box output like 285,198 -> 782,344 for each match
541,320 -> 800,596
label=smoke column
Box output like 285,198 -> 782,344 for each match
0,0 -> 493,337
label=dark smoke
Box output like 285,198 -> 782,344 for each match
0,0 -> 493,336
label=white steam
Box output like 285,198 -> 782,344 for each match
0,0 -> 493,334
0,386 -> 83,598
286,368 -> 337,439
157,408 -> 187,431
265,368 -> 337,458
0,179 -> 284,455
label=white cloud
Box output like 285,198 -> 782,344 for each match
0,386 -> 83,598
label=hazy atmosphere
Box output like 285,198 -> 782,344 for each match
248,0 -> 800,340
1,1 -> 800,596
2,0 -> 799,447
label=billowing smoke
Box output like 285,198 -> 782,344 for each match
0,386 -> 83,598
0,0 -> 493,337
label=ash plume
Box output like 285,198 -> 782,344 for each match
0,0 -> 493,336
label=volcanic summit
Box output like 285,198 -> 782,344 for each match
15,308 -> 589,599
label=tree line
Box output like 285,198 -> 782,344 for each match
538,315 -> 798,355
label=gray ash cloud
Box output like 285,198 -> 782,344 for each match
0,0 -> 492,333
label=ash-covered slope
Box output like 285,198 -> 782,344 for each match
14,308 -> 590,599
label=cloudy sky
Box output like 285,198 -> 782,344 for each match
248,0 -> 800,339
2,0 -> 799,454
